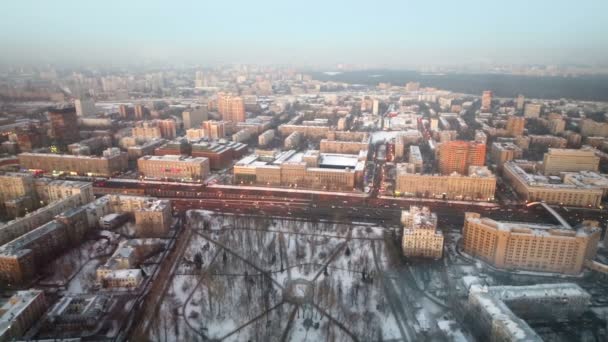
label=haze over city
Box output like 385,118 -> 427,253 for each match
2,1 -> 608,342
1,0 -> 608,67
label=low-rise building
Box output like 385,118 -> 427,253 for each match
401,207 -> 443,259
468,283 -> 590,342
479,283 -> 590,321
127,138 -> 166,160
191,141 -> 233,170
83,195 -> 173,238
46,294 -> 109,329
97,239 -> 165,288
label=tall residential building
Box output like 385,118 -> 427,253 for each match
481,90 -> 493,111
516,94 -> 525,110
548,118 -> 566,134
195,70 -> 205,88
202,120 -> 226,140
438,141 -> 486,175
157,119 -> 177,139
490,142 -> 523,171
74,98 -> 96,117
49,107 -> 80,144
132,120 -> 176,140
134,104 -> 147,120
462,212 -> 600,275
182,107 -> 208,129
372,99 -> 379,115
401,207 -> 443,259
542,148 -> 600,175
408,145 -> 423,172
118,104 -> 130,118
217,92 -> 246,122
524,103 -> 542,118
505,116 -> 525,137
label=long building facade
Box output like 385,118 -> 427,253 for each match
18,148 -> 128,177
462,212 -> 600,275
503,161 -> 605,207
395,164 -> 496,201
542,148 -> 600,175
137,155 -> 210,181
234,150 -> 365,191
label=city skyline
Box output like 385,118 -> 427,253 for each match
2,3 -> 608,341
1,0 -> 607,67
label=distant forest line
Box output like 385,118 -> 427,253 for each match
310,70 -> 608,102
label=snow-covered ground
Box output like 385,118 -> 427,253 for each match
150,211 -> 407,341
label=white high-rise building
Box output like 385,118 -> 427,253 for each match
74,98 -> 96,117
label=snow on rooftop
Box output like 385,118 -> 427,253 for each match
319,153 -> 359,168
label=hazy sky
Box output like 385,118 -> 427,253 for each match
1,0 -> 607,67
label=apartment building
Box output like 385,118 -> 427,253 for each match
395,164 -> 496,201
462,212 -> 600,275
401,207 -> 443,259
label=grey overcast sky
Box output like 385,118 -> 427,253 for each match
1,0 -> 607,67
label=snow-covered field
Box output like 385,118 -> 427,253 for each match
150,210 -> 406,341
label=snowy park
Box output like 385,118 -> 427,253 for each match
148,210 -> 436,341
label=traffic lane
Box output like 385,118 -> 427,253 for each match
172,200 -> 400,224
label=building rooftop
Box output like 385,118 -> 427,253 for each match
319,153 -> 359,169
483,283 -> 590,302
505,161 -> 608,190
0,290 -> 44,336
140,155 -> 208,163
19,152 -> 124,160
466,214 -> 599,237
0,220 -> 65,256
469,286 -> 541,341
